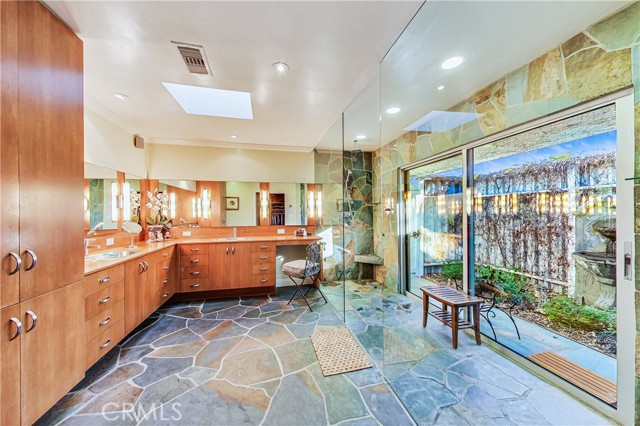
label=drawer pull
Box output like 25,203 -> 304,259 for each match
163,278 -> 170,284
99,339 -> 111,349
99,296 -> 112,305
260,279 -> 269,283
163,265 -> 169,270
260,267 -> 268,271
24,250 -> 37,271
232,246 -> 235,255
191,248 -> 200,252
25,311 -> 37,332
99,317 -> 112,327
190,283 -> 200,288
226,247 -> 229,255
9,317 -> 22,340
98,276 -> 111,284
163,253 -> 169,257
8,252 -> 21,275
162,292 -> 169,298
190,259 -> 200,263
259,245 -> 269,249
190,271 -> 200,276
260,256 -> 268,260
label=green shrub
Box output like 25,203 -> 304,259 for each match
475,265 -> 533,306
542,296 -> 615,331
441,261 -> 463,281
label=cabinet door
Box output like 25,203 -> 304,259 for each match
17,1 -> 84,301
1,304 -> 21,426
20,282 -> 84,426
124,258 -> 152,335
0,1 -> 20,309
209,244 -> 229,290
228,243 -> 252,289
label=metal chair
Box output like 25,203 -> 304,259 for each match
282,242 -> 328,311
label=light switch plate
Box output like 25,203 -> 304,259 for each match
182,231 -> 192,237
277,228 -> 285,235
106,238 -> 115,246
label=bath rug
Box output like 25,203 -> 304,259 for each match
311,329 -> 371,376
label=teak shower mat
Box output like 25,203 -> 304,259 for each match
311,329 -> 371,376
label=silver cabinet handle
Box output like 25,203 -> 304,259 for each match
260,267 -> 268,271
232,246 -> 235,255
163,278 -> 169,284
163,265 -> 169,270
260,279 -> 268,283
191,247 -> 200,252
226,247 -> 229,255
25,310 -> 37,332
139,262 -> 145,274
99,296 -> 111,304
98,276 -> 111,284
99,339 -> 111,349
190,271 -> 200,276
162,292 -> 169,298
8,252 -> 21,275
163,253 -> 169,257
190,283 -> 200,288
99,317 -> 112,326
260,256 -> 268,260
143,261 -> 149,272
190,259 -> 200,263
9,317 -> 22,340
23,250 -> 37,271
259,245 -> 268,249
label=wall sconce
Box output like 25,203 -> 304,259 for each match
261,190 -> 268,220
83,198 -> 89,212
384,197 -> 395,214
308,191 -> 315,219
123,182 -> 131,221
111,181 -> 119,221
202,189 -> 211,219
192,197 -> 197,218
316,190 -> 322,218
170,192 -> 176,218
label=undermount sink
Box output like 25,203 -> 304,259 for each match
85,249 -> 140,261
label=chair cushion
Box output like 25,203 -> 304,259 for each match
282,259 -> 320,278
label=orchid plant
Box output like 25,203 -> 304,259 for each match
145,189 -> 171,227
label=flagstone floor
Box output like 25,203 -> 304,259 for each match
39,288 -> 413,426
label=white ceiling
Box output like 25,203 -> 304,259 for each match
44,0 -> 423,152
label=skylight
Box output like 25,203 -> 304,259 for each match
162,82 -> 253,120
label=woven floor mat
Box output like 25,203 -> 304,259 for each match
310,329 -> 372,376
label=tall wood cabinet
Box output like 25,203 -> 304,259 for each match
209,242 -> 252,289
0,2 -> 85,425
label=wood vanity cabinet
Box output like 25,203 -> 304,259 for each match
209,242 -> 252,289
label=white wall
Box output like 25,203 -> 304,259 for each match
147,144 -> 315,183
85,108 -> 147,178
225,182 -> 260,226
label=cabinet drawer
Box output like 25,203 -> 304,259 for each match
86,319 -> 125,369
85,280 -> 124,319
180,265 -> 209,279
252,252 -> 275,264
252,274 -> 276,287
85,299 -> 124,343
83,264 -> 125,297
158,283 -> 176,305
251,242 -> 275,253
157,247 -> 175,260
180,244 -> 209,255
156,259 -> 174,278
181,254 -> 209,267
252,263 -> 275,275
181,278 -> 210,292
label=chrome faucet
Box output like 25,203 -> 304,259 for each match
87,222 -> 104,236
84,238 -> 101,256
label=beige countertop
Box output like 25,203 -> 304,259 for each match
84,235 -> 321,275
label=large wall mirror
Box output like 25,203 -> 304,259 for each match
84,162 -> 118,231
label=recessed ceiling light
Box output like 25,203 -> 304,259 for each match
113,93 -> 129,100
355,135 -> 367,140
437,85 -> 445,91
273,62 -> 289,73
441,56 -> 464,70
386,107 -> 401,114
230,135 -> 238,139
162,82 -> 253,120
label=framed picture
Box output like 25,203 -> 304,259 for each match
226,197 -> 240,210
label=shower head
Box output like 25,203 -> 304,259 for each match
352,139 -> 362,154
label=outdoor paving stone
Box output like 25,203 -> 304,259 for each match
148,340 -> 206,358
250,378 -> 281,397
89,363 -> 145,394
72,348 -> 120,391
527,388 -> 610,425
186,318 -> 224,335
164,306 -> 202,319
445,371 -> 471,396
354,325 -> 383,362
229,335 -> 270,354
233,316 -> 266,328
346,317 -> 368,334
295,312 -> 320,325
345,366 -> 385,387
410,350 -> 461,383
133,357 -> 192,387
36,390 -> 94,426
240,296 -> 270,307
195,336 -> 243,369
136,375 -> 194,408
60,413 -> 138,426
201,320 -> 248,341
117,345 -> 153,366
388,372 -> 458,424
152,328 -> 202,347
269,307 -> 307,324
450,385 -> 506,425
218,347 -> 282,385
260,301 -> 291,313
338,417 -> 381,426
360,383 -> 414,426
479,352 -> 558,390
123,316 -> 187,348
501,399 -> 550,426
449,357 -> 529,396
318,310 -> 348,326
273,339 -> 316,374
308,363 -> 369,424
286,323 -> 316,339
249,322 -> 296,346
242,307 -> 261,318
216,305 -> 250,319
434,407 -> 468,426
79,382 -> 144,413
262,370 -> 326,426
201,299 -> 239,314
178,366 -> 217,385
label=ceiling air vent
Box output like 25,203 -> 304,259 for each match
173,42 -> 211,75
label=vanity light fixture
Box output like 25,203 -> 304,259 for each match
192,197 -> 197,218
83,198 -> 89,212
384,197 -> 395,215
230,135 -> 238,139
355,135 -> 366,141
113,93 -> 129,100
386,107 -> 401,115
437,85 -> 445,91
441,56 -> 464,70
202,189 -> 211,220
316,190 -> 323,219
308,191 -> 315,219
170,192 -> 176,219
272,62 -> 289,73
261,190 -> 268,220
123,182 -> 131,221
111,181 -> 119,221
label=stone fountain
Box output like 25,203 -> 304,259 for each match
573,220 -> 616,309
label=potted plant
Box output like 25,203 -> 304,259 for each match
145,189 -> 171,241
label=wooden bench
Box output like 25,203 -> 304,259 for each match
420,285 -> 483,349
